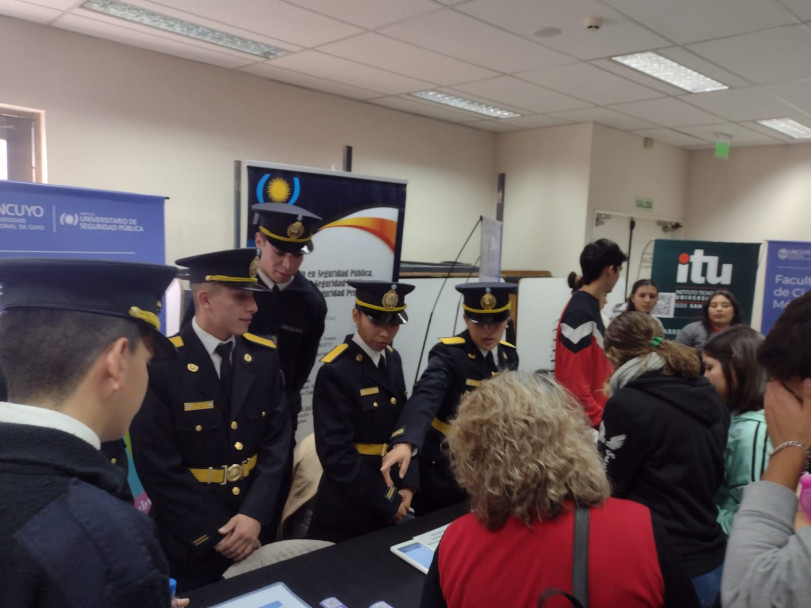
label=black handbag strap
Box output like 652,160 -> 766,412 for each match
537,506 -> 590,608
572,506 -> 589,607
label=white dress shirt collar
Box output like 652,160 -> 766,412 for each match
0,401 -> 101,449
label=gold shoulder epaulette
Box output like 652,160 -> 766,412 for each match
499,340 -> 516,349
169,335 -> 184,348
439,336 -> 466,345
321,343 -> 349,363
243,333 -> 276,349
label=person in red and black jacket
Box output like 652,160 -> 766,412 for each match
555,239 -> 627,427
420,371 -> 699,608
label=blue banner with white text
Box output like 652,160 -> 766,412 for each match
0,180 -> 166,513
761,240 -> 811,335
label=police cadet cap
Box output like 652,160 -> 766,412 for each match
347,280 -> 415,325
0,257 -> 178,359
456,281 -> 517,323
251,203 -> 322,255
175,248 -> 268,292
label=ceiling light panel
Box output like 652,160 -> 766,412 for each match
409,91 -> 521,118
81,0 -> 289,59
756,118 -> 811,138
611,52 -> 728,93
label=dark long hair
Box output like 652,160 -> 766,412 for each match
703,325 -> 765,413
702,290 -> 743,330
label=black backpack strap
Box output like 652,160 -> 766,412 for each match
572,506 -> 590,607
538,506 -> 590,608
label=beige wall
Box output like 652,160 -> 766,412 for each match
0,15 -> 496,266
686,145 -> 811,243
686,144 -> 811,328
588,124 -> 688,223
496,123 -> 594,275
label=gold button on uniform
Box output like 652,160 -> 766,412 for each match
110,458 -> 117,464
195,425 -> 202,432
235,441 -> 244,451
230,421 -> 238,430
261,411 -> 266,418
390,397 -> 397,405
232,487 -> 240,496
373,402 -> 379,408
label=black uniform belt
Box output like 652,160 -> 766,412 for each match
354,442 -> 388,456
189,454 -> 257,484
431,417 -> 451,435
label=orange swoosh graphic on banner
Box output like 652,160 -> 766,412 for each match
320,217 -> 397,252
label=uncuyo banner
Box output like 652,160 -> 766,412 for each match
651,240 -> 761,340
241,161 -> 407,438
0,179 -> 166,513
761,240 -> 811,335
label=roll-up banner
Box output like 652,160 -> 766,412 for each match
0,180 -> 167,512
240,161 -> 407,437
650,240 -> 760,339
761,241 -> 811,335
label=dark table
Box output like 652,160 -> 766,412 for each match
184,503 -> 468,608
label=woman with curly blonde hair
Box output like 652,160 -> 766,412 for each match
600,312 -> 729,608
420,370 -> 698,608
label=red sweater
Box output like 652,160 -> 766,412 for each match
421,499 -> 699,608
555,291 -> 612,426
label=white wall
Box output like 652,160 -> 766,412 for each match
686,144 -> 811,329
686,145 -> 811,243
0,15 -> 496,266
588,124 -> 689,223
495,123 -> 594,275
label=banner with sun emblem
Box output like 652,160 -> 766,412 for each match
240,160 -> 407,437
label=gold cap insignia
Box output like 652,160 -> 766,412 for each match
249,255 -> 259,279
381,288 -> 399,310
480,290 -> 497,310
187,363 -> 199,372
287,220 -> 305,239
244,353 -> 252,363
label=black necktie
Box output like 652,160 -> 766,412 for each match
485,350 -> 496,370
215,342 -> 233,398
379,355 -> 387,374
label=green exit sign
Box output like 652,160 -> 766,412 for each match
635,197 -> 653,210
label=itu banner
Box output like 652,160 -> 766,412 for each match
651,240 -> 760,339
0,180 -> 166,514
762,240 -> 811,335
0,180 -> 165,262
241,161 -> 407,438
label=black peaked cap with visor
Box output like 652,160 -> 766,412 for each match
175,248 -> 268,292
251,203 -> 322,255
348,280 -> 415,326
0,258 -> 178,359
456,281 -> 516,324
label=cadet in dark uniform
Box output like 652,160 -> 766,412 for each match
249,202 -> 327,432
308,280 -> 418,543
381,282 -> 519,515
130,248 -> 291,591
0,258 -> 178,608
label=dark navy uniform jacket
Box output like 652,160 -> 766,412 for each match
391,330 -> 518,513
0,423 -> 170,608
308,336 -> 418,543
249,271 -> 326,427
130,323 -> 290,587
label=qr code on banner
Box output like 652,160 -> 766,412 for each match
653,292 -> 675,318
